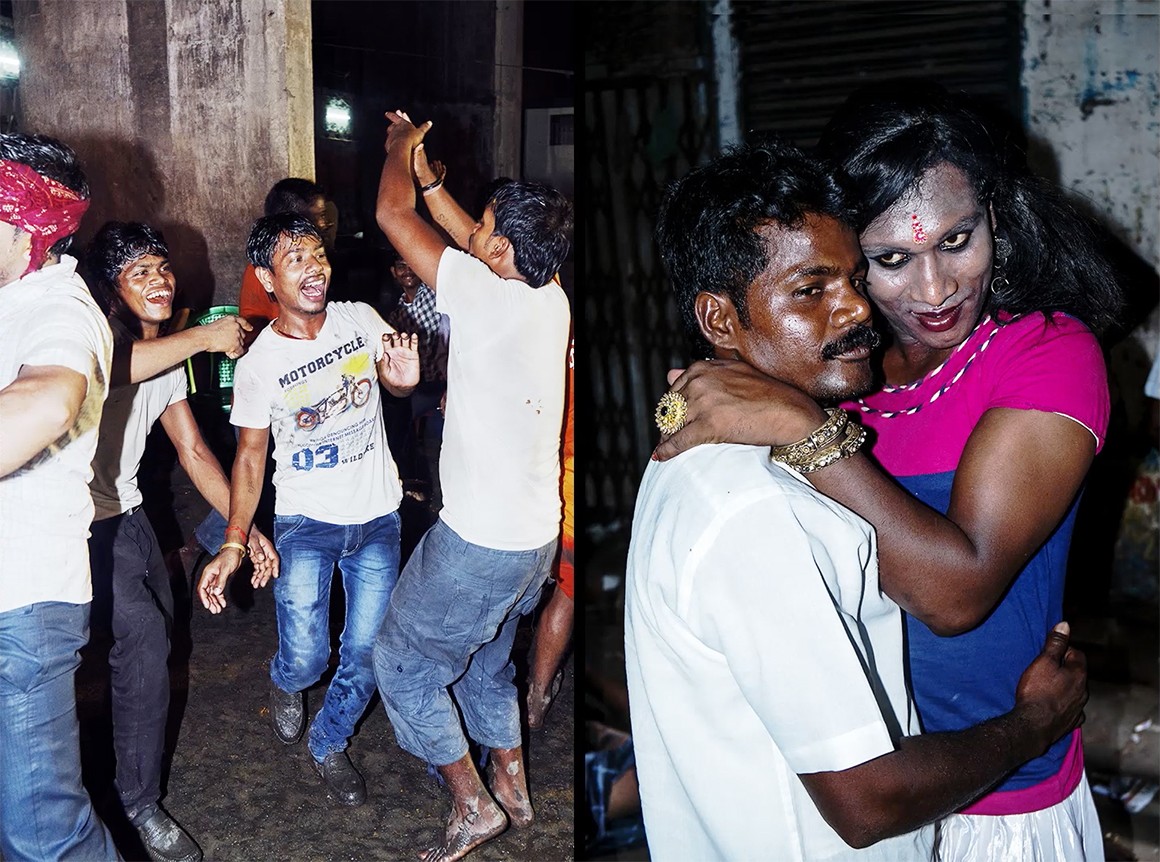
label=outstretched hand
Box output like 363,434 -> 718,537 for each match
1014,622 -> 1088,754
652,360 -> 827,461
379,331 -> 420,391
385,109 -> 432,155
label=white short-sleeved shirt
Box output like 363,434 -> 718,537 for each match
230,301 -> 402,524
90,346 -> 186,521
624,443 -> 934,861
435,248 -> 570,550
0,256 -> 113,612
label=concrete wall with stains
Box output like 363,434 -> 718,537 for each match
12,0 -> 314,308
1022,0 -> 1159,353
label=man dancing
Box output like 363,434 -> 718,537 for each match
198,213 -> 417,807
85,221 -> 278,862
374,111 -> 572,860
0,132 -> 119,860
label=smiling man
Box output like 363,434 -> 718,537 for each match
624,140 -> 1090,860
198,213 -> 418,808
85,222 -> 279,862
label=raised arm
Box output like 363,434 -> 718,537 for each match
374,110 -> 453,291
802,623 -> 1085,848
113,315 -> 250,386
413,143 -> 475,251
196,424 -> 270,613
655,360 -> 1095,635
0,364 -> 87,477
159,401 -> 278,587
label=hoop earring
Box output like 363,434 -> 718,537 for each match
990,275 -> 1010,295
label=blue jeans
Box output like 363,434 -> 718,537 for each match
270,510 -> 401,762
374,519 -> 555,765
0,602 -> 119,861
89,509 -> 174,823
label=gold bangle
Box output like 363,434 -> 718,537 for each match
770,414 -> 866,473
769,408 -> 847,464
220,542 -> 249,557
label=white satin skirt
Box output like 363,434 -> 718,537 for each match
936,773 -> 1105,861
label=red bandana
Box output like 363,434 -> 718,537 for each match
0,159 -> 89,276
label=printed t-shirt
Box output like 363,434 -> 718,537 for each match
230,301 -> 402,524
843,312 -> 1109,803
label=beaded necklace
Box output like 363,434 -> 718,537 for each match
853,316 -> 1000,418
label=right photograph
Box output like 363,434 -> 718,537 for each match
580,3 -> 1160,860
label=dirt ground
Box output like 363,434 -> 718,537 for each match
75,436 -> 576,862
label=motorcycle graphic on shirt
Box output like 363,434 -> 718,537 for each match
296,373 -> 373,431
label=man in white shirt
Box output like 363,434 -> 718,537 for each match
0,132 -> 119,861
374,111 -> 571,861
198,213 -> 418,808
625,140 -> 1088,860
85,221 -> 278,862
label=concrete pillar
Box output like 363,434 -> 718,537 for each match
11,0 -> 313,308
493,0 -> 523,181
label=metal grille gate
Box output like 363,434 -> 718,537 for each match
583,71 -> 718,523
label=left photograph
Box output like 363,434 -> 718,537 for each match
0,2 -> 575,861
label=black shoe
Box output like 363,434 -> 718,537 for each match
312,750 -> 367,806
134,808 -> 203,862
269,681 -> 304,744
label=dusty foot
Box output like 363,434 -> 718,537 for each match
417,795 -> 508,862
526,668 -> 563,730
486,752 -> 534,828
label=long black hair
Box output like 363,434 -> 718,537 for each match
818,82 -> 1123,336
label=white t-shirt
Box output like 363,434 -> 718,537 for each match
230,301 -> 402,524
90,338 -> 186,521
0,256 -> 113,613
435,248 -> 570,550
624,443 -> 934,862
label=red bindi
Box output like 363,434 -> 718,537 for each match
910,213 -> 927,244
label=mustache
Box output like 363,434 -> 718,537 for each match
821,324 -> 881,360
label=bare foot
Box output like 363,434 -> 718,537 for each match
417,794 -> 508,862
487,748 -> 534,828
526,668 -> 563,730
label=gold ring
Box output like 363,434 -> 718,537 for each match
655,390 -> 688,435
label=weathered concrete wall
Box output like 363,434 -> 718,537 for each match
1023,0 -> 1159,351
12,0 -> 313,308
494,0 -> 523,181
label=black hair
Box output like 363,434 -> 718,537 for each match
655,138 -> 853,359
246,213 -> 323,271
85,221 -> 169,319
264,178 -> 325,217
818,81 -> 1123,336
487,181 -> 572,287
0,132 -> 89,257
